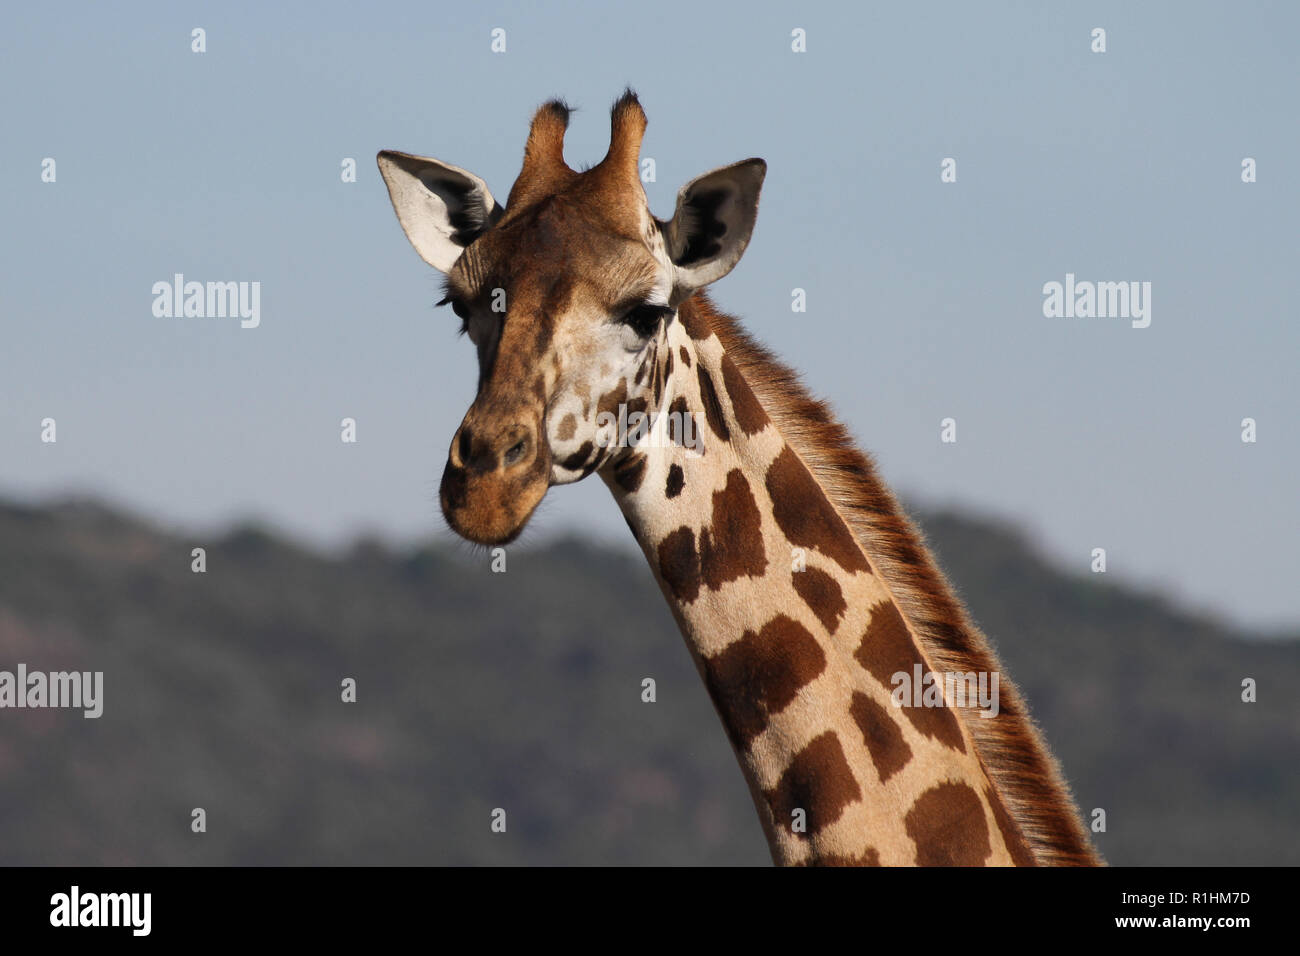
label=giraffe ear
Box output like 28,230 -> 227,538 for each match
664,158 -> 766,298
377,150 -> 504,273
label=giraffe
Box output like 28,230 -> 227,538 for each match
377,91 -> 1100,866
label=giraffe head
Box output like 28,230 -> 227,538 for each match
378,91 -> 765,544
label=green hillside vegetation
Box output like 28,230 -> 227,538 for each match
0,497 -> 1294,865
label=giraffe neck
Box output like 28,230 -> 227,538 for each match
600,295 -> 1037,866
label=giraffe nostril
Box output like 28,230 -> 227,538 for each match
503,438 -> 529,467
457,428 -> 472,465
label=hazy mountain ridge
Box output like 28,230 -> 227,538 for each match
0,496 -> 1295,865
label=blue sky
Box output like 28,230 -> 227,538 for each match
2,1 -> 1296,631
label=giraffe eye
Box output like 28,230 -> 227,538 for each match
621,303 -> 673,339
437,294 -> 473,335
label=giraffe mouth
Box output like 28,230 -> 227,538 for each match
438,459 -> 550,546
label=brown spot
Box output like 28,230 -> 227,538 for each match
596,379 -> 628,419
665,464 -> 684,499
765,447 -> 870,574
720,353 -> 769,435
791,566 -> 846,634
806,848 -> 882,867
849,691 -> 913,784
703,615 -> 826,749
696,365 -> 730,441
663,350 -> 674,381
764,732 -> 862,839
612,453 -> 646,493
699,470 -> 767,590
679,345 -> 691,367
984,785 -> 1037,866
680,301 -> 712,340
559,441 -> 594,472
668,396 -> 692,447
854,601 -> 967,753
556,414 -> 577,442
625,394 -> 648,420
904,782 -> 992,866
656,527 -> 700,603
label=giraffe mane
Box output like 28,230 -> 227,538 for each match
683,291 -> 1102,866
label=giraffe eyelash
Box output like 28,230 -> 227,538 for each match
436,294 -> 472,336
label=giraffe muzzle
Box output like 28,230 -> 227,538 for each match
439,418 -> 550,545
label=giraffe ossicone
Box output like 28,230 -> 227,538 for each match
378,90 -> 1100,866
